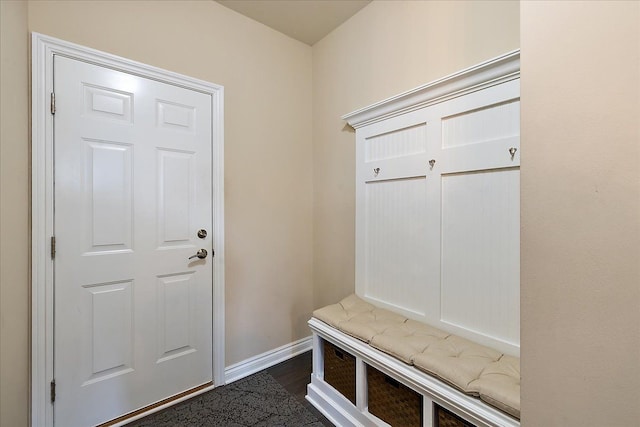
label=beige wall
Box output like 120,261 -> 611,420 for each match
2,0 -> 314,422
520,1 -> 640,425
0,2 -> 30,426
27,0 -> 314,366
3,0 -> 639,425
311,0 -> 520,307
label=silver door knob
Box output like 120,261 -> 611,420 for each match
189,249 -> 208,260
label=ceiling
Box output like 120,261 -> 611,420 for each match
216,0 -> 371,46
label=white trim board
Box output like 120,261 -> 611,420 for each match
30,32 -> 225,427
342,50 -> 520,129
346,50 -> 521,356
225,336 -> 313,384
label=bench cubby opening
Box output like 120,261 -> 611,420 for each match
367,364 -> 423,427
323,340 -> 357,405
307,319 -> 519,427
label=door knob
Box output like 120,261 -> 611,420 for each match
188,249 -> 208,260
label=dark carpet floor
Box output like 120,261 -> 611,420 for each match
125,371 -> 325,427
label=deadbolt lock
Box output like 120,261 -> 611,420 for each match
197,229 -> 207,239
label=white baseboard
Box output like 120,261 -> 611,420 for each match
224,336 -> 312,384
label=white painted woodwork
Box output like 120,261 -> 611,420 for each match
365,123 -> 427,162
85,140 -> 133,252
307,319 -> 520,427
157,150 -> 194,246
82,281 -> 134,383
364,177 -> 429,315
346,51 -> 520,356
32,34 -> 225,427
53,54 -> 213,427
224,336 -> 313,384
440,169 -> 520,346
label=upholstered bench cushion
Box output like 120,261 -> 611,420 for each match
412,335 -> 502,393
313,294 -> 521,420
369,320 -> 450,364
313,295 -> 406,342
313,294 -> 376,329
469,356 -> 521,419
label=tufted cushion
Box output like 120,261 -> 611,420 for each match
412,335 -> 503,394
469,356 -> 521,419
370,320 -> 450,364
312,294 -> 376,329
312,294 -> 521,419
313,294 -> 406,342
338,308 -> 407,342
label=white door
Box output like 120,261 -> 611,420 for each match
53,55 -> 213,427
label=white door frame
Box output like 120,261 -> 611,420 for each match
31,32 -> 225,427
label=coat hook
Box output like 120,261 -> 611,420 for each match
373,167 -> 380,176
509,147 -> 517,160
428,159 -> 436,169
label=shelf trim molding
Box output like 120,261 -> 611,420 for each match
342,50 -> 520,129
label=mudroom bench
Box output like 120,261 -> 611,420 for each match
306,295 -> 520,427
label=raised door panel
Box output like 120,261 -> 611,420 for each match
80,280 -> 134,385
83,139 -> 133,254
156,273 -> 198,363
157,149 -> 195,249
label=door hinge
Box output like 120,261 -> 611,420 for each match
50,379 -> 56,403
51,236 -> 56,259
50,92 -> 56,115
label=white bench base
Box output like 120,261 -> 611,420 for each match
306,318 -> 520,427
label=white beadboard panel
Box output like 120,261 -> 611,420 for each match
442,100 -> 520,149
353,58 -> 521,355
364,177 -> 428,315
440,169 -> 520,347
364,123 -> 427,162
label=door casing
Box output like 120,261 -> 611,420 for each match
30,32 -> 225,427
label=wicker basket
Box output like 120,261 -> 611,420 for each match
434,404 -> 477,427
367,365 -> 422,427
323,340 -> 356,404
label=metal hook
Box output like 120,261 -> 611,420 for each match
373,167 -> 380,176
428,159 -> 436,169
509,147 -> 517,160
